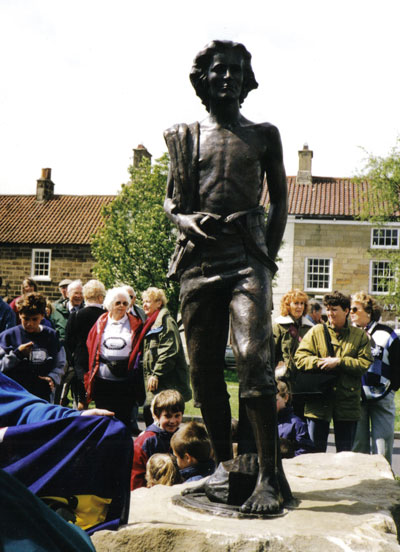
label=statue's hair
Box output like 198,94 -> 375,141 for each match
190,40 -> 258,111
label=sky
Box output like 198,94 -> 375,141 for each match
0,0 -> 399,196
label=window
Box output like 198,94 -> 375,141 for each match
304,258 -> 332,292
370,260 -> 394,294
31,249 -> 51,281
371,228 -> 399,249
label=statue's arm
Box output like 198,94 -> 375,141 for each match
163,167 -> 210,241
263,125 -> 288,261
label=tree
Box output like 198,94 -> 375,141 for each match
357,138 -> 400,312
91,154 -> 180,317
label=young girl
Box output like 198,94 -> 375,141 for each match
276,380 -> 315,457
145,453 -> 181,487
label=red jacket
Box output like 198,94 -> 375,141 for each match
130,423 -> 174,490
85,312 -> 142,402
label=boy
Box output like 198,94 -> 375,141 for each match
0,292 -> 65,401
171,421 -> 215,482
130,389 -> 184,490
276,381 -> 315,457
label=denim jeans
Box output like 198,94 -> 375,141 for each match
352,390 -> 395,464
307,418 -> 357,453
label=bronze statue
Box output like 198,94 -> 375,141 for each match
164,40 -> 293,515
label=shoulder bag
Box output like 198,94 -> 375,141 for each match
291,324 -> 338,398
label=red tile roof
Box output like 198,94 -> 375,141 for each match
0,175 -> 391,246
262,176 -> 381,219
0,194 -> 115,244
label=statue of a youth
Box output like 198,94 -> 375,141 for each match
164,40 -> 292,515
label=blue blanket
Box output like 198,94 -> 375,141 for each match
0,372 -> 132,534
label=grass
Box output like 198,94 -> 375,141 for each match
73,369 -> 400,433
184,369 -> 239,420
186,377 -> 400,433
395,393 -> 400,433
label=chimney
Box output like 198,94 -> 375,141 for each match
297,143 -> 313,185
133,144 -> 152,168
36,168 -> 54,201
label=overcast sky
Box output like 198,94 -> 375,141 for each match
0,0 -> 399,196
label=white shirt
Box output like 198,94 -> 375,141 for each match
98,314 -> 133,381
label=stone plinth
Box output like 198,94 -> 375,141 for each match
91,452 -> 400,551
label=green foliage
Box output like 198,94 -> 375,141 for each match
356,138 -> 400,312
357,138 -> 400,222
91,154 -> 180,316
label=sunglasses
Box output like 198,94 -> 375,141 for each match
115,301 -> 129,306
350,307 -> 360,313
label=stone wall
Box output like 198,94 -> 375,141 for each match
292,221 -> 371,295
0,244 -> 95,301
273,219 -> 295,318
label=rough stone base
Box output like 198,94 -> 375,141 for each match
92,452 -> 400,551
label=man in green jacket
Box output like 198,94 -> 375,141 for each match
294,291 -> 372,452
51,280 -> 84,405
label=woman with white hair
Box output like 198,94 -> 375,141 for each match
85,286 -> 143,426
65,279 -> 106,409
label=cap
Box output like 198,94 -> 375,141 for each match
59,279 -> 72,287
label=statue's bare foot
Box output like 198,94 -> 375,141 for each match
240,478 -> 283,515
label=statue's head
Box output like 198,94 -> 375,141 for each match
190,40 -> 258,112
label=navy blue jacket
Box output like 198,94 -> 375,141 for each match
278,405 -> 315,456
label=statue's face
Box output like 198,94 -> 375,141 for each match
207,50 -> 244,102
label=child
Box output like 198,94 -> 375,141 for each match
131,389 -> 184,490
170,421 -> 215,482
0,293 -> 65,402
276,380 -> 315,457
145,453 -> 181,487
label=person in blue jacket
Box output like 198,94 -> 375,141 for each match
276,380 -> 315,457
0,292 -> 65,401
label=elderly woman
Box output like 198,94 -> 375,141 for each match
65,279 -> 106,409
141,287 -> 192,426
350,291 -> 400,464
85,286 -> 143,426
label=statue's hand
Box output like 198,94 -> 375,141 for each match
177,213 -> 213,241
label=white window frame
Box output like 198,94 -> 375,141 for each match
31,249 -> 52,281
304,257 -> 333,293
369,259 -> 394,295
371,227 -> 399,249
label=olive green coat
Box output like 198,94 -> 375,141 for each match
143,308 -> 192,404
294,322 -> 372,422
273,315 -> 314,377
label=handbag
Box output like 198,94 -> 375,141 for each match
291,324 -> 338,398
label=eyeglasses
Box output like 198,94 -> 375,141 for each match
350,307 -> 359,313
115,301 -> 129,306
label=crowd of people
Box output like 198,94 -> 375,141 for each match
1,275 -> 400,547
273,288 -> 400,463
0,277 -> 192,431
